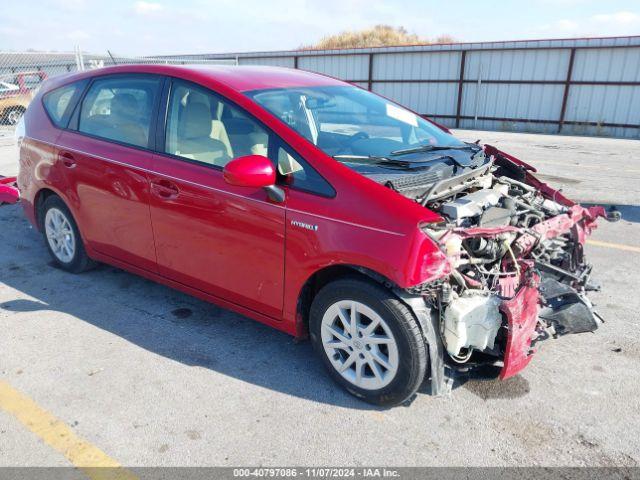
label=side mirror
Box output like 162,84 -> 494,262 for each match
223,155 -> 285,202
223,155 -> 275,188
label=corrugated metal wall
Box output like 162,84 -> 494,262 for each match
198,36 -> 640,138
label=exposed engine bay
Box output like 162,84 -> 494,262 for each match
378,144 -> 617,380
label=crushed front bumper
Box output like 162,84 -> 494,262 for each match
498,268 -> 541,380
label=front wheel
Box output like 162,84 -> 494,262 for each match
309,278 -> 427,407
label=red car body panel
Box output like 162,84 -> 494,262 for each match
56,130 -> 158,271
498,269 -> 541,380
147,153 -> 286,319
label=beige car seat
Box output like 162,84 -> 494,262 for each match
211,119 -> 233,157
83,93 -> 148,147
175,102 -> 230,166
181,92 -> 234,158
224,117 -> 269,158
109,93 -> 148,147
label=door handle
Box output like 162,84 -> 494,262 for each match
150,179 -> 179,199
59,151 -> 76,169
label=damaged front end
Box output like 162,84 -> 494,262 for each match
407,145 -> 617,386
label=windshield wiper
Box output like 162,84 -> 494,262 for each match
390,143 -> 479,156
332,154 -> 413,168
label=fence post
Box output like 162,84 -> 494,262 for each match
455,50 -> 467,128
74,45 -> 85,71
367,53 -> 374,91
558,47 -> 576,133
473,62 -> 483,128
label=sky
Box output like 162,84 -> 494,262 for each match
1,0 -> 640,56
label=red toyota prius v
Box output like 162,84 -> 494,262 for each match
17,65 -> 613,406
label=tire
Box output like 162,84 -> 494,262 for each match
40,195 -> 95,273
309,278 -> 427,407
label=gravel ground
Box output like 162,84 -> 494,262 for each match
0,128 -> 639,467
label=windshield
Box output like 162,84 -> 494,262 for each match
246,85 -> 465,160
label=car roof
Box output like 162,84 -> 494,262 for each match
74,64 -> 347,92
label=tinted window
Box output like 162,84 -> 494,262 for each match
78,76 -> 160,148
43,83 -> 79,127
276,144 -> 335,197
165,81 -> 271,168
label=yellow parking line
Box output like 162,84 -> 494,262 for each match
0,381 -> 138,480
586,239 -> 640,253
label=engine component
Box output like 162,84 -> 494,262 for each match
464,237 -> 505,260
540,198 -> 567,216
441,190 -> 499,222
440,184 -> 508,225
442,292 -> 502,358
480,206 -> 514,227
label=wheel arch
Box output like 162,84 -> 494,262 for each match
295,263 -> 400,338
34,187 -> 86,245
34,187 -> 60,230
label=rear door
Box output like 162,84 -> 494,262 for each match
56,74 -> 162,271
148,79 -> 286,318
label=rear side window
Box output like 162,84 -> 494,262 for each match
43,83 -> 79,127
78,76 -> 161,149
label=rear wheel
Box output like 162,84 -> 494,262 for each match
310,278 -> 427,406
41,195 -> 95,273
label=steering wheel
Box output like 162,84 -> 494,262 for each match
348,131 -> 370,144
336,131 -> 370,155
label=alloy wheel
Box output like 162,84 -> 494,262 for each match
320,300 -> 399,390
44,208 -> 76,263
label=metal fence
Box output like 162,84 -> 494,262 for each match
166,35 -> 640,139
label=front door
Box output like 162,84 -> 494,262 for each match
148,79 -> 285,318
57,74 -> 162,272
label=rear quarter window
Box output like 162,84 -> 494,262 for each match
43,83 -> 81,128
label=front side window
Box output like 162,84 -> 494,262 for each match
164,81 -> 270,167
78,76 -> 161,148
164,81 -> 334,197
247,85 -> 464,159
